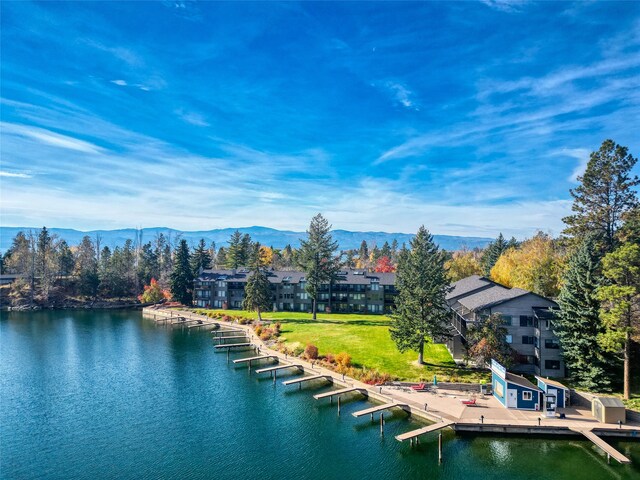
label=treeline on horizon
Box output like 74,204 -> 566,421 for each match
2,140 -> 638,398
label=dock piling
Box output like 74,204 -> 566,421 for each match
438,432 -> 442,464
338,396 -> 341,416
380,413 -> 384,436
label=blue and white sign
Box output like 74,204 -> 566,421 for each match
491,359 -> 506,379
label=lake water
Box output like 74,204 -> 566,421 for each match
1,310 -> 639,480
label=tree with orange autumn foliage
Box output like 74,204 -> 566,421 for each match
374,256 -> 396,273
138,278 -> 170,304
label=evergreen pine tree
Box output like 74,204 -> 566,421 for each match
298,214 -> 341,319
481,233 -> 509,276
555,236 -> 612,390
170,239 -> 193,305
225,230 -> 244,269
216,246 -> 227,268
563,139 -> 639,253
390,226 -> 451,364
191,238 -> 212,276
243,244 -> 273,320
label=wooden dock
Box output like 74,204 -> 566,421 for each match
313,387 -> 368,400
233,355 -> 278,365
282,374 -> 332,386
570,428 -> 631,464
395,421 -> 455,442
212,329 -> 244,336
214,343 -> 253,349
352,402 -> 407,418
255,364 -> 303,374
212,335 -> 247,342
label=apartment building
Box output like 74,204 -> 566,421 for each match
193,269 -> 397,314
446,275 -> 564,377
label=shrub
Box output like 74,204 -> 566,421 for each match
254,326 -> 263,336
335,352 -> 351,368
325,353 -> 335,364
304,344 -> 319,360
260,331 -> 272,341
292,344 -> 305,357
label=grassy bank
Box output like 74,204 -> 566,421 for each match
191,308 -> 489,383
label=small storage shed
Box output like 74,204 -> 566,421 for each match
536,376 -> 570,408
592,397 -> 626,424
491,359 -> 543,410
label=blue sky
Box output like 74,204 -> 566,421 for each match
1,1 -> 639,238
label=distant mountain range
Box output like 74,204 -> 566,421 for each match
0,226 -> 492,252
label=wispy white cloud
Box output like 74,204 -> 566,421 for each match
379,81 -> 418,110
479,0 -> 528,13
0,171 -> 32,178
552,148 -> 591,182
111,79 -> 127,86
1,122 -> 103,154
175,109 -> 210,127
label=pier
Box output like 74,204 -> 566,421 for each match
314,387 -> 368,400
212,335 -> 248,342
233,355 -> 278,367
282,374 -> 333,387
352,402 -> 408,418
213,343 -> 253,349
396,421 -> 455,442
570,427 -> 631,464
255,364 -> 303,374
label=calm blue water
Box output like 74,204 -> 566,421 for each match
1,310 -> 639,480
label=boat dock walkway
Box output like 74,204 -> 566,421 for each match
233,355 -> 278,365
352,402 -> 408,418
396,421 -> 455,442
314,387 -> 368,400
570,427 -> 631,464
255,364 -> 303,374
212,335 -> 247,342
214,343 -> 253,349
282,374 -> 332,386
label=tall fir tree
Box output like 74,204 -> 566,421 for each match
242,243 -> 273,320
298,214 -> 341,319
76,236 -> 99,297
170,239 -> 193,305
563,139 -> 639,253
390,226 -> 451,364
555,236 -> 612,390
225,230 -> 244,269
191,238 -> 212,276
481,233 -> 516,276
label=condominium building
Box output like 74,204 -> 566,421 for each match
446,275 -> 564,378
193,269 -> 397,314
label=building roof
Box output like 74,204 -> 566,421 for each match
594,397 -> 625,408
505,372 -> 542,391
535,376 -> 570,391
446,275 -> 494,301
456,284 -> 530,311
195,269 -> 395,286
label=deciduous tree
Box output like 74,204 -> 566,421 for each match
466,313 -> 515,368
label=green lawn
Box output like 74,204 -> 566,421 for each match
193,308 -> 489,382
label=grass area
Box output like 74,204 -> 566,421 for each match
192,308 -> 489,383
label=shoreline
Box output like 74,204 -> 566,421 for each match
143,307 -> 640,444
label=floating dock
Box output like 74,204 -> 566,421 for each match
352,402 -> 408,418
395,421 -> 455,442
214,343 -> 253,349
212,335 -> 248,342
282,374 -> 333,386
570,428 -> 631,464
233,355 -> 278,365
255,364 -> 303,374
313,387 -> 368,400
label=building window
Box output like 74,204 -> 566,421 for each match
545,360 -> 561,370
370,283 -> 380,291
545,339 -> 560,349
519,315 -> 534,327
522,336 -> 536,345
505,335 -> 513,344
522,391 -> 532,401
501,315 -> 512,326
216,281 -> 225,287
